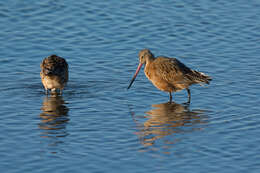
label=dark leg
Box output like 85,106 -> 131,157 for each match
186,88 -> 191,103
169,92 -> 172,103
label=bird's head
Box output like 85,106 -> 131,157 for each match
127,49 -> 154,90
138,49 -> 154,64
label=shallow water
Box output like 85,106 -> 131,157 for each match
1,0 -> 260,172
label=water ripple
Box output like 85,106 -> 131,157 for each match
0,0 -> 260,173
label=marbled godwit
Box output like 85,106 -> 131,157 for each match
40,55 -> 69,95
127,49 -> 211,103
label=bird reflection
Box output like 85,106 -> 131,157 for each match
39,95 -> 69,142
131,102 -> 208,152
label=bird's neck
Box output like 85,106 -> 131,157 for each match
145,56 -> 155,65
144,56 -> 155,73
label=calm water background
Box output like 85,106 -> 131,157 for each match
0,0 -> 260,172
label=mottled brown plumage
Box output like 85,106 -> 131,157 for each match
128,49 -> 211,103
40,55 -> 69,95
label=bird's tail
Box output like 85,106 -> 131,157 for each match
187,70 -> 212,85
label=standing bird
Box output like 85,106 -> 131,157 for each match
127,49 -> 211,103
40,55 -> 69,95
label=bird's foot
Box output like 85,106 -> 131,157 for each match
183,101 -> 190,106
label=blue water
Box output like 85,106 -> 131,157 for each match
1,0 -> 260,172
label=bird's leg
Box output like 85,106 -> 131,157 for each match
51,88 -> 56,95
169,92 -> 173,103
186,88 -> 191,103
45,88 -> 48,95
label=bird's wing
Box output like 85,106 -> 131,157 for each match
40,56 -> 69,82
153,57 -> 194,84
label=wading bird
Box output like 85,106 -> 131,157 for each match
127,49 -> 211,103
40,55 -> 68,95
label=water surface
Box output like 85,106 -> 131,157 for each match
0,0 -> 260,172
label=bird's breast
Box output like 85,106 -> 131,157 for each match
144,64 -> 174,92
